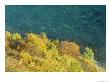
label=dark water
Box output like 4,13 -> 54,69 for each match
5,5 -> 106,66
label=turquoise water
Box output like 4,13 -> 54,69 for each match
5,5 -> 106,66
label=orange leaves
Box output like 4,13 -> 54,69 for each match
59,41 -> 80,57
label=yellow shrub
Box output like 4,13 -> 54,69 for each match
26,33 -> 47,52
61,55 -> 83,72
5,31 -> 11,48
45,42 -> 59,59
11,33 -> 22,41
5,31 -> 11,40
5,56 -> 19,72
19,50 -> 32,64
5,31 -> 105,72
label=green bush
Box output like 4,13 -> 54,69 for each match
83,47 -> 96,63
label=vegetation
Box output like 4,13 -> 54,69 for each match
5,31 -> 105,72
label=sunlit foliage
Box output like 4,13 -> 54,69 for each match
5,31 -> 105,72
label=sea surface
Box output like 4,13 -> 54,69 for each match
5,5 -> 106,66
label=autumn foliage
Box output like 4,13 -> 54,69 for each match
5,31 -> 105,72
